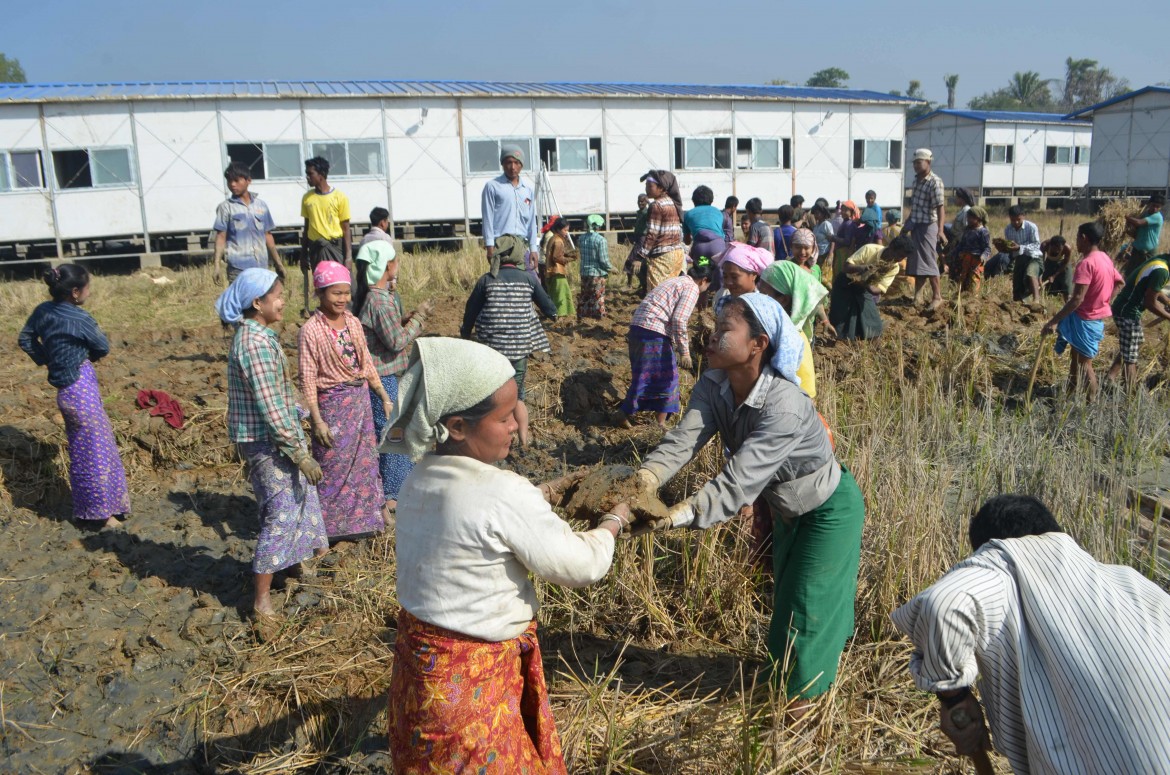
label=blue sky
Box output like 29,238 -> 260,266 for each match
5,0 -> 1156,107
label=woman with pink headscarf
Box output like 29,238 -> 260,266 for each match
298,260 -> 388,541
714,242 -> 773,314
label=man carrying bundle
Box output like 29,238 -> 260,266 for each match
892,494 -> 1170,775
1125,192 -> 1165,263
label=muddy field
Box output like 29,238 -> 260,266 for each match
1,269 -> 1166,774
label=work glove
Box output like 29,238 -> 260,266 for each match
634,468 -> 660,497
297,456 -> 324,486
629,500 -> 690,535
939,691 -> 991,757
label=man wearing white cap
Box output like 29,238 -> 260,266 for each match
481,144 -> 540,278
905,149 -> 947,311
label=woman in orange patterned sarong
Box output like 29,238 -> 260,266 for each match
383,338 -> 628,773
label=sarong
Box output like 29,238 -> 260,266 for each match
388,608 -> 567,775
238,440 -> 328,574
829,275 -> 884,341
577,276 -> 606,319
952,252 -> 984,293
690,228 -> 726,265
767,468 -> 864,699
646,248 -> 686,291
56,361 -> 130,521
620,326 -> 679,415
370,375 -> 413,501
1055,314 -> 1105,359
303,238 -> 344,269
832,247 -> 853,281
906,222 -> 939,277
312,381 -> 383,538
544,275 -> 575,317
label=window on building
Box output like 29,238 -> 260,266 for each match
735,138 -> 792,170
309,140 -> 384,177
466,138 -> 533,175
673,137 -> 732,170
0,150 -> 44,190
227,142 -> 303,180
984,144 -> 1014,164
52,147 -> 135,189
537,137 -> 602,172
852,139 -> 903,170
1075,146 -> 1091,165
1045,146 -> 1072,165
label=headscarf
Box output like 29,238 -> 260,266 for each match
841,200 -> 860,219
760,260 -> 829,331
967,205 -> 989,225
313,260 -> 351,289
790,227 -> 819,262
954,187 -> 975,207
586,213 -> 604,230
735,292 -> 805,387
384,338 -> 515,462
640,169 -> 682,209
500,144 -> 525,165
355,240 -> 397,287
719,242 -> 773,275
215,268 -> 278,325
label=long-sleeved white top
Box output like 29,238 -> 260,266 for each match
891,533 -> 1170,775
395,454 -> 615,642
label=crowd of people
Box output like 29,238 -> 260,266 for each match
14,142 -> 1170,774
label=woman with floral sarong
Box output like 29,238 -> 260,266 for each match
617,260 -> 712,429
298,261 -> 390,541
354,231 -> 432,524
386,337 -> 626,774
19,264 -> 129,527
217,269 -> 329,618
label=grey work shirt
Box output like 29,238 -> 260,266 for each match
642,366 -> 840,526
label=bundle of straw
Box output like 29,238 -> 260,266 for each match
851,258 -> 902,286
1097,198 -> 1142,255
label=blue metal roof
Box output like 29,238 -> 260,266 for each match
0,79 -> 918,105
1066,85 -> 1170,118
909,108 -> 1090,127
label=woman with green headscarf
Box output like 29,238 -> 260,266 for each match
578,213 -> 612,319
760,259 -> 833,400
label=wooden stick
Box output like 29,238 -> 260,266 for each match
1026,333 -> 1050,409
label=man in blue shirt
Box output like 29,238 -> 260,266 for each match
1126,192 -> 1165,262
481,145 -> 539,277
213,163 -> 285,285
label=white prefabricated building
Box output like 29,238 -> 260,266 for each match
1067,86 -> 1170,197
0,80 -> 915,258
905,109 -> 1092,205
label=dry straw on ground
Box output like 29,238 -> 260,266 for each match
1097,198 -> 1142,255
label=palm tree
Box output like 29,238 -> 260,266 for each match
1007,71 -> 1053,110
944,74 -> 959,109
1062,58 -> 1097,110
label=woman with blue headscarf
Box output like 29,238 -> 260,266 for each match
633,292 -> 865,718
217,268 -> 329,622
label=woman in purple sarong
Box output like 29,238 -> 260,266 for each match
298,261 -> 390,542
217,268 -> 329,618
617,260 -> 712,429
19,264 -> 129,527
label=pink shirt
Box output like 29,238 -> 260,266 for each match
1072,250 -> 1123,321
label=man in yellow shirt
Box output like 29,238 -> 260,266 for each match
829,234 -> 913,340
300,156 -> 351,315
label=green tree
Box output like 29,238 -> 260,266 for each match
944,74 -> 959,109
0,53 -> 26,83
967,71 -> 1055,112
905,80 -> 936,121
1060,57 -> 1128,111
805,68 -> 849,88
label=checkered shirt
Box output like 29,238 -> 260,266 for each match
909,172 -> 944,225
227,320 -> 307,462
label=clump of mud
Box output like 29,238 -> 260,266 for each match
565,464 -> 670,524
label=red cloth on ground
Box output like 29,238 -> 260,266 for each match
135,389 -> 185,429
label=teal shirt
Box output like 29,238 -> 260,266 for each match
1135,211 -> 1163,253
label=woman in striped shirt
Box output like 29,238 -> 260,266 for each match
298,261 -> 390,541
19,264 -> 130,527
637,170 -> 687,291
217,269 -> 328,620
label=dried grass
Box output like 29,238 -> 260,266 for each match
1097,198 -> 1142,255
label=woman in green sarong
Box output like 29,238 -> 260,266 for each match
632,292 -> 864,719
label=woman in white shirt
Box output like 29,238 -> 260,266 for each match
385,337 -> 626,774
